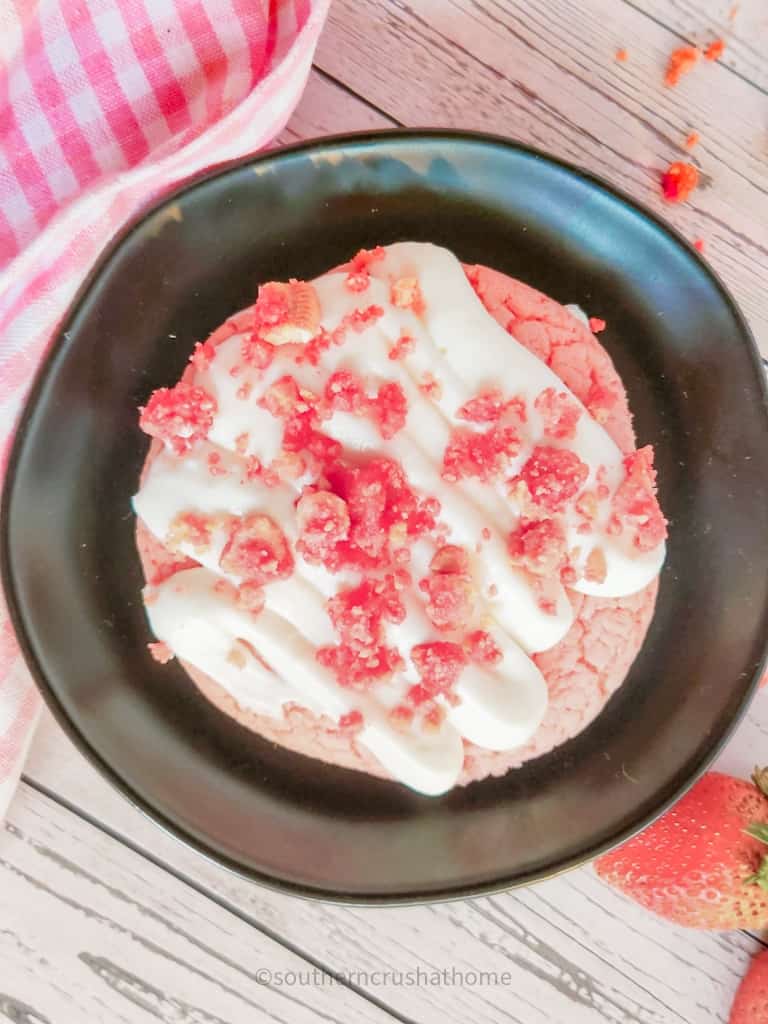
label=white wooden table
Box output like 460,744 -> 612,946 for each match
3,2 -> 768,1021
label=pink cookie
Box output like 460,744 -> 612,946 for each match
136,263 -> 658,787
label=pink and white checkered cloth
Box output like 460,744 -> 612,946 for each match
0,0 -> 330,818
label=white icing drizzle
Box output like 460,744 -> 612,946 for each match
134,243 -> 665,795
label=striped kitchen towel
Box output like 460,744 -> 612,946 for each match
0,0 -> 330,818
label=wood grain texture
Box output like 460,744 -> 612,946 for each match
313,0 -> 768,356
276,69 -> 396,146
634,0 -> 768,93
0,783 -> 394,1024
19,705 -> 766,1024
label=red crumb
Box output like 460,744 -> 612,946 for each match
612,446 -> 667,551
270,451 -> 306,482
296,491 -> 351,564
331,305 -> 385,347
516,446 -> 590,514
693,238 -> 706,253
728,3 -> 739,20
588,317 -> 606,334
684,130 -> 700,150
345,272 -> 370,293
259,374 -> 318,419
534,387 -> 582,441
167,511 -> 216,552
253,281 -> 291,327
665,45 -> 699,86
465,629 -> 503,665
190,340 -> 216,371
315,458 -> 439,573
219,514 -> 294,584
148,641 -> 173,664
430,545 -> 470,575
585,547 -> 608,584
139,383 -> 217,455
457,388 -> 506,423
409,642 -> 467,704
442,424 -> 521,483
370,381 -> 408,439
419,570 -> 474,632
297,328 -> 333,367
418,373 -> 442,400
345,246 -> 386,293
317,576 -> 405,689
235,432 -> 249,454
704,38 -> 725,61
388,704 -> 415,730
338,709 -> 364,731
324,372 -> 408,439
237,580 -> 266,615
615,48 -> 628,62
241,334 -> 275,370
508,517 -> 568,576
505,395 -> 528,423
324,369 -> 368,413
318,642 -> 403,689
391,277 -> 425,315
422,704 -> 447,732
243,455 -> 262,481
149,554 -> 198,586
388,332 -> 415,360
661,161 -> 699,203
207,451 -> 228,477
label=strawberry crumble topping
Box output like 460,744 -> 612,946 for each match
534,387 -> 581,440
338,709 -> 364,731
388,332 -> 415,361
345,246 -> 386,293
391,276 -> 425,314
508,517 -> 568,576
443,424 -> 521,482
317,577 -> 405,689
465,630 -> 503,665
219,514 -> 294,584
324,371 -> 408,439
516,446 -> 589,514
611,446 -> 667,551
704,39 -> 725,62
408,642 -> 467,705
661,162 -> 699,203
665,45 -> 699,87
419,568 -> 475,632
139,383 -> 216,455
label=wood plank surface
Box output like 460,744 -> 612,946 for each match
636,0 -> 768,92
0,782 -> 395,1024
314,0 -> 768,355
19,706 -> 765,1024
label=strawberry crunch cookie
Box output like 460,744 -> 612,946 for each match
133,243 -> 666,795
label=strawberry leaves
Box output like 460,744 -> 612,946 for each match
744,823 -> 768,891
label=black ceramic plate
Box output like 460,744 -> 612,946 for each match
4,131 -> 768,903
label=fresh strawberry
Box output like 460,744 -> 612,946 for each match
595,769 -> 768,929
730,950 -> 768,1023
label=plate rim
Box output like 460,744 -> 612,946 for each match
3,128 -> 768,905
